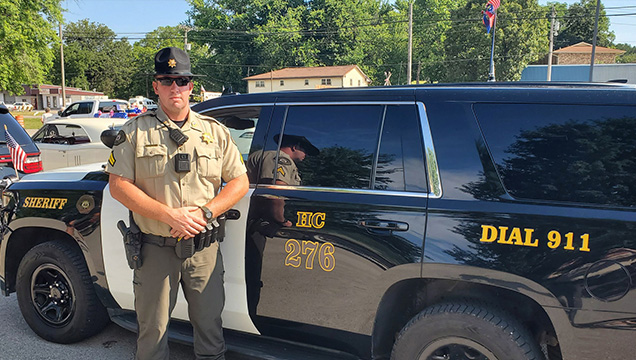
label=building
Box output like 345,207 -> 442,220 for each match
243,65 -> 371,93
552,42 -> 625,65
0,84 -> 106,110
521,63 -> 636,84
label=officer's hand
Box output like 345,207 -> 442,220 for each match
166,206 -> 207,239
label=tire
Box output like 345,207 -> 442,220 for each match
16,241 -> 110,343
391,301 -> 544,360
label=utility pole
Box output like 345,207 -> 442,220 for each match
589,0 -> 601,82
547,6 -> 556,81
416,61 -> 421,84
407,0 -> 413,85
180,25 -> 193,51
488,14 -> 497,82
59,23 -> 66,108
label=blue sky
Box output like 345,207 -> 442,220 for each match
63,0 -> 634,45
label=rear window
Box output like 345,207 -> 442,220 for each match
476,103 -> 636,207
0,113 -> 33,145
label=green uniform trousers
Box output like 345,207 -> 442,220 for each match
133,241 -> 225,360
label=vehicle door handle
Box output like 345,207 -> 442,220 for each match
359,220 -> 409,231
225,209 -> 241,220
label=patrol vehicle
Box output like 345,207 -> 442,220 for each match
0,83 -> 635,360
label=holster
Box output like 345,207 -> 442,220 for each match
117,214 -> 143,270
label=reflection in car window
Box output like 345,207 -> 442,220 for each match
476,104 -> 636,207
376,105 -> 427,192
206,106 -> 264,161
281,105 -> 383,189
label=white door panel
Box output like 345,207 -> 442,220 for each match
101,185 -> 258,334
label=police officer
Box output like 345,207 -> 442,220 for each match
245,134 -> 318,315
105,47 -> 249,360
246,134 -> 319,186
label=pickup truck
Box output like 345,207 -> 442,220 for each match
1,83 -> 635,360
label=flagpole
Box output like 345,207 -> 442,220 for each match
488,11 -> 497,82
4,125 -> 19,179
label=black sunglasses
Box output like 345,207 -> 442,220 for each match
155,77 -> 191,87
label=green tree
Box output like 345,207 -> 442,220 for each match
124,26 -> 187,100
253,0 -> 320,70
187,0 -> 405,88
411,0 -> 464,83
187,0 -> 269,92
0,0 -> 63,94
555,0 -> 614,48
47,20 -> 133,98
357,2 -> 409,85
615,43 -> 636,64
442,0 -> 548,82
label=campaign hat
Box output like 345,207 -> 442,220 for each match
154,47 -> 202,77
274,134 -> 319,156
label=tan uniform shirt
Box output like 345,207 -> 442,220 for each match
105,107 -> 246,236
247,150 -> 300,186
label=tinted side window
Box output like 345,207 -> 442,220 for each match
203,106 -> 272,163
375,105 -> 427,192
282,105 -> 383,189
476,104 -> 636,207
61,103 -> 81,116
77,102 -> 92,114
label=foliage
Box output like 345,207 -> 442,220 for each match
410,0 -> 463,83
1,0 -> 626,99
442,0 -> 548,82
0,0 -> 63,94
124,26 -> 192,100
554,0 -> 614,49
615,43 -> 636,64
47,20 -> 133,99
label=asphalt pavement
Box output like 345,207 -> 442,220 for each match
0,293 -> 255,360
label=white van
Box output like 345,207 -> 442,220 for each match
128,97 -> 158,110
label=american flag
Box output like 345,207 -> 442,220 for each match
482,0 -> 500,33
5,128 -> 26,172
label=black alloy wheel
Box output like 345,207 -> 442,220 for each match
30,263 -> 75,326
16,241 -> 109,343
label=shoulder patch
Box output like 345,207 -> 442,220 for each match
278,157 -> 292,166
113,130 -> 127,146
108,151 -> 116,166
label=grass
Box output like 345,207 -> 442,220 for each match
8,110 -> 45,129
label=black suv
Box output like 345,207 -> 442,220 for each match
0,104 -> 42,176
191,83 -> 636,360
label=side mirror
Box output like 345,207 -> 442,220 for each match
0,175 -> 17,191
57,110 -> 62,116
100,129 -> 119,148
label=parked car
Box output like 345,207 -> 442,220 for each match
31,117 -> 127,171
57,99 -> 130,118
0,104 -> 42,175
11,102 -> 33,111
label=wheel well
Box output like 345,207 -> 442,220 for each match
4,227 -> 79,294
372,278 -> 563,360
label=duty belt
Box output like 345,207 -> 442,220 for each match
141,233 -> 179,247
